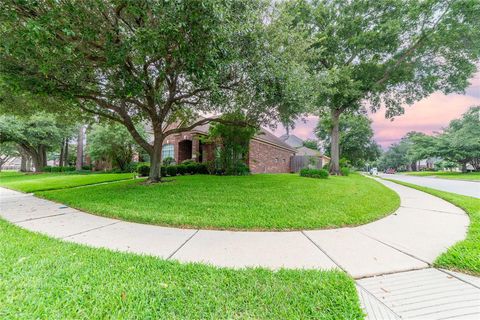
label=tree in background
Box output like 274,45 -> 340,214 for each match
0,0 -> 309,182
88,123 -> 142,172
302,139 -> 319,150
278,0 -> 480,174
378,107 -> 480,172
207,114 -> 256,175
0,81 -> 83,168
316,112 -> 381,168
0,142 -> 19,171
436,106 -> 480,171
0,114 -> 63,171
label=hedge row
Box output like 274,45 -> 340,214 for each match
42,166 -> 76,172
299,168 -> 329,179
137,163 -> 208,177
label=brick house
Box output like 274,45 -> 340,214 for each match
159,123 -> 296,174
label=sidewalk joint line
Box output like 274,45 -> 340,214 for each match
437,268 -> 480,290
13,212 -> 69,224
356,229 -> 431,266
400,205 -> 465,216
167,229 -> 199,260
300,231 -> 345,272
61,221 -> 121,239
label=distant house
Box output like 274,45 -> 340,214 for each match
280,134 -> 330,171
155,123 -> 296,174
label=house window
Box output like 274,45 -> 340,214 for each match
162,144 -> 174,159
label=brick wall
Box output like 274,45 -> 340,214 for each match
248,139 -> 294,174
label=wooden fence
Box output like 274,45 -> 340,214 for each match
290,156 -> 324,172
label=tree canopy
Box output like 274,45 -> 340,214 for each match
436,106 -> 480,170
377,106 -> 480,171
0,0 -> 308,182
316,112 -> 381,168
277,0 -> 480,174
0,113 -> 65,171
88,123 -> 142,172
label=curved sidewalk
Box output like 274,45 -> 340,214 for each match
0,179 -> 469,279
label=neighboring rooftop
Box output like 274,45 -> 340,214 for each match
279,134 -> 304,148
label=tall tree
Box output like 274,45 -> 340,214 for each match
316,112 -> 381,168
88,123 -> 142,172
436,106 -> 480,171
0,114 -> 63,171
76,126 -> 85,171
279,0 -> 480,174
0,0 -> 308,182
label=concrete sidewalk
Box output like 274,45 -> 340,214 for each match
1,179 -> 478,319
0,179 -> 469,278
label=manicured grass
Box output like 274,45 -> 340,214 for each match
0,219 -> 363,319
0,171 -> 135,192
36,173 -> 400,230
384,179 -> 480,276
402,171 -> 480,181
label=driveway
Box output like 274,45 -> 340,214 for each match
380,173 -> 480,198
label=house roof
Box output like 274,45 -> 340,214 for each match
279,134 -> 304,148
189,122 -> 296,152
295,146 -> 322,157
255,129 -> 297,152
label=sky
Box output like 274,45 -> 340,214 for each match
272,72 -> 480,149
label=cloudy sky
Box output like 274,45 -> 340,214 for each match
273,72 -> 480,149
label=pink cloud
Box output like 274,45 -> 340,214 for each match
273,72 -> 480,149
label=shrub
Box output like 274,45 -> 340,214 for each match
300,168 -> 329,179
196,163 -> 208,174
225,162 -> 250,175
42,166 -> 52,172
185,163 -> 197,174
163,157 -> 175,166
81,165 -> 92,170
176,164 -> 187,175
166,166 -> 177,176
160,166 -> 167,177
63,166 -> 76,172
137,164 -> 150,177
340,167 -> 350,176
123,162 -> 138,173
181,159 -> 196,165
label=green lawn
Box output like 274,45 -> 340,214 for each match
35,173 -> 399,230
384,179 -> 480,276
402,171 -> 480,181
0,171 -> 135,192
0,219 -> 363,319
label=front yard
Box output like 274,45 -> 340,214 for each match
0,219 -> 363,319
0,171 -> 135,192
403,171 -> 480,181
23,173 -> 401,230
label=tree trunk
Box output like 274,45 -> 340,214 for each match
148,135 -> 163,183
59,138 -> 65,167
329,109 -> 342,175
26,157 -> 32,172
20,155 -> 27,172
76,126 -> 84,170
64,138 -> 69,166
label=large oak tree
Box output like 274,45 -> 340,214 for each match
278,0 -> 480,174
0,0 -> 308,182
